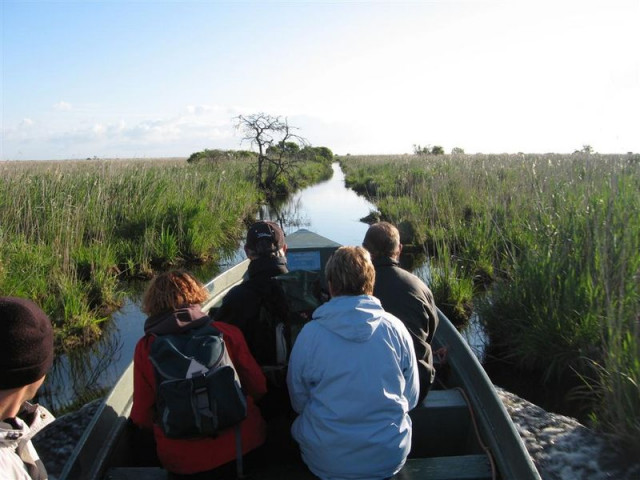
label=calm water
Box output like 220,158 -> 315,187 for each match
39,163 -> 486,411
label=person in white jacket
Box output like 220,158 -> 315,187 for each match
287,246 -> 419,480
0,297 -> 55,480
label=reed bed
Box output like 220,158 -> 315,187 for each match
340,153 -> 640,452
0,158 -> 261,349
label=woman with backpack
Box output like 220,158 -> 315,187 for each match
130,270 -> 267,479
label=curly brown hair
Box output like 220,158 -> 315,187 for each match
141,270 -> 209,316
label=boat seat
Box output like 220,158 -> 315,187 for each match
409,389 -> 475,457
104,465 -> 318,480
105,390 -> 486,480
104,468 -> 167,480
105,454 -> 493,480
394,454 -> 493,480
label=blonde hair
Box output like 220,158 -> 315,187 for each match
142,270 -> 209,316
325,246 -> 375,296
362,221 -> 400,258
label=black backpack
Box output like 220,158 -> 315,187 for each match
254,269 -> 327,366
272,269 -> 328,352
149,324 -> 247,439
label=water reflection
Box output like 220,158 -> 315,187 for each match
39,299 -> 139,412
282,163 -> 378,247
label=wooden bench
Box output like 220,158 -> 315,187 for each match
396,455 -> 492,480
106,390 -> 489,480
106,454 -> 492,480
409,388 -> 475,457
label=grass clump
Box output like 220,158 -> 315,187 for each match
0,158 -> 263,350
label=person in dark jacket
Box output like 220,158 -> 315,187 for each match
214,220 -> 289,366
363,222 -> 439,404
214,220 -> 292,423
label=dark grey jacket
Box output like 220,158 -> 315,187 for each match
371,256 -> 439,403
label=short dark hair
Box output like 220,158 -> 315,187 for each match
362,222 -> 400,258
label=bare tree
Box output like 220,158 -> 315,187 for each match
235,113 -> 308,190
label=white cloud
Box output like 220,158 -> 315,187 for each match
20,118 -> 34,127
53,101 -> 72,111
187,105 -> 217,115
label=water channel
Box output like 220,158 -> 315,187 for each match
39,162 -> 487,412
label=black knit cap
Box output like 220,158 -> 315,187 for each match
0,297 -> 54,389
245,221 -> 285,255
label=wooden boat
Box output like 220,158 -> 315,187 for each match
59,229 -> 541,480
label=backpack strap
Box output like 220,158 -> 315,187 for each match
192,373 -> 217,436
234,424 -> 244,478
245,278 -> 291,365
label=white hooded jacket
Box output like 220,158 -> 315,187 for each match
0,402 -> 54,480
287,294 -> 419,480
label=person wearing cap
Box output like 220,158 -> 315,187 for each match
214,220 -> 289,366
362,222 -> 439,404
0,296 -> 56,480
213,220 -> 294,460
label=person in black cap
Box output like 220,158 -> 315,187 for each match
214,220 -> 289,366
213,219 -> 297,453
0,296 -> 56,480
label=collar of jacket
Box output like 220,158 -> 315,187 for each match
248,255 -> 288,280
0,402 -> 54,445
372,256 -> 399,268
144,305 -> 210,336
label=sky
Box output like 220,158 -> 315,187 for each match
1,0 -> 639,160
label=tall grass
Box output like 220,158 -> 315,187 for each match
340,153 -> 640,451
0,158 -> 261,349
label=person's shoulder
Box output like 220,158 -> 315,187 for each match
390,264 -> 432,291
222,280 -> 256,304
380,311 -> 413,337
211,320 -> 242,338
225,281 -> 248,296
134,334 -> 155,353
391,263 -> 421,280
296,319 -> 323,341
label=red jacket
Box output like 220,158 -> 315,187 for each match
130,318 -> 267,474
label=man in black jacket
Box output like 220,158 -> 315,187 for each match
214,220 -> 289,366
363,222 -> 439,404
214,220 -> 292,424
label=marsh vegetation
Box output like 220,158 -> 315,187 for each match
340,152 -> 640,452
0,155 -> 332,351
